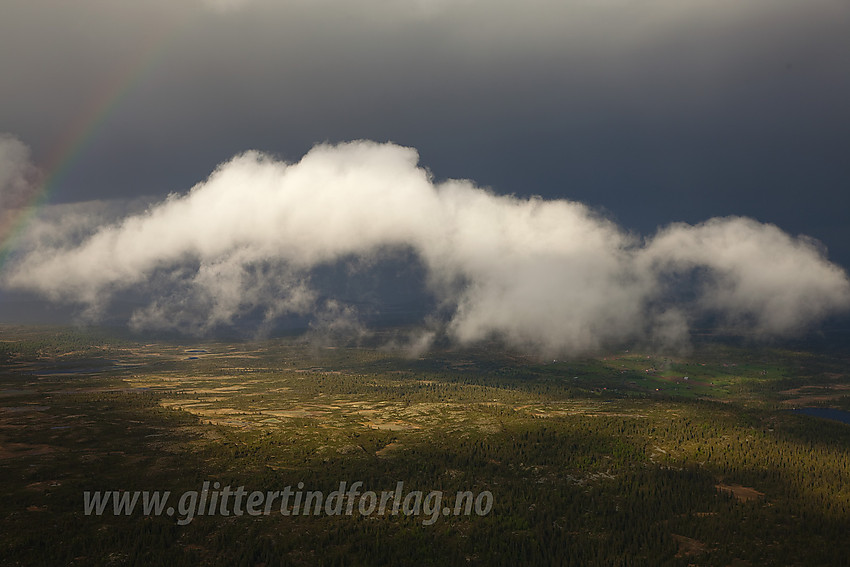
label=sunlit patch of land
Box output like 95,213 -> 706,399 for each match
715,483 -> 764,503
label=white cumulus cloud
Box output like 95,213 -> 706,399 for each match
3,140 -> 848,354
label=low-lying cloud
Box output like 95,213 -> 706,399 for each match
0,134 -> 42,247
3,140 -> 849,354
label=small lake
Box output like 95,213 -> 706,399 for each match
35,367 -> 112,376
792,407 -> 850,425
32,359 -> 119,377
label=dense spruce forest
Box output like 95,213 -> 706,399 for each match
1,325 -> 850,566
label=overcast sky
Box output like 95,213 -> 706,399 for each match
1,0 -> 849,347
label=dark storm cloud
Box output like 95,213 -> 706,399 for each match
2,0 -> 847,193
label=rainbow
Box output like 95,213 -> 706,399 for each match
0,19 -> 181,270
